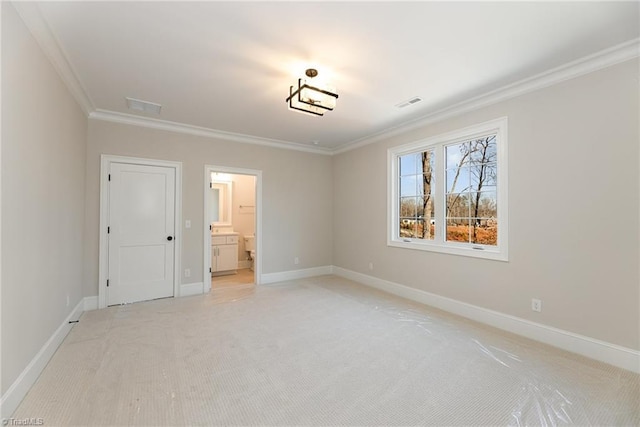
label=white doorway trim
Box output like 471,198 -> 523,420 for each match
98,155 -> 183,309
204,165 -> 262,291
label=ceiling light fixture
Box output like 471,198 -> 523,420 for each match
286,68 -> 338,117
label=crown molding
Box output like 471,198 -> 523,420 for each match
12,1 -> 94,115
89,110 -> 333,155
14,0 -> 638,157
332,38 -> 640,155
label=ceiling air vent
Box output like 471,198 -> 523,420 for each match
395,96 -> 423,109
126,97 -> 162,115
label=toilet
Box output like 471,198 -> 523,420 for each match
243,234 -> 255,271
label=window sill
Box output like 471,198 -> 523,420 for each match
387,239 -> 508,262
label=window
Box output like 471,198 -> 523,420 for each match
388,117 -> 508,261
399,149 -> 435,240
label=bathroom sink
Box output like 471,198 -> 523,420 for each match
211,231 -> 238,236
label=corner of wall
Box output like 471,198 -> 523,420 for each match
0,300 -> 84,418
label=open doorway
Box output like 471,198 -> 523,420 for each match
204,165 -> 261,292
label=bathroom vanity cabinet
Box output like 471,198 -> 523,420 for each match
211,234 -> 238,274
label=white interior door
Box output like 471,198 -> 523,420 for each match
108,163 -> 175,306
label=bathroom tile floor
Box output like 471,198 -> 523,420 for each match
211,268 -> 254,289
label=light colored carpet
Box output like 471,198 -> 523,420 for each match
13,275 -> 640,426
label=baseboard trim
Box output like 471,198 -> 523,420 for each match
3,267 -> 634,421
0,299 -> 84,418
261,265 -> 334,285
83,296 -> 98,311
332,266 -> 640,373
180,282 -> 204,297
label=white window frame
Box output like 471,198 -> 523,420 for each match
388,117 -> 509,261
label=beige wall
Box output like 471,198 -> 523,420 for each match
2,1 -> 637,402
84,120 -> 333,295
1,3 -> 88,394
333,59 -> 640,350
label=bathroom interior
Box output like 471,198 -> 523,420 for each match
210,172 -> 256,288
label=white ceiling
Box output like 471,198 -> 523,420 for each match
28,1 -> 640,152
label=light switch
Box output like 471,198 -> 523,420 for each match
185,220 -> 191,229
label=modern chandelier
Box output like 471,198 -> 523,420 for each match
286,68 -> 338,116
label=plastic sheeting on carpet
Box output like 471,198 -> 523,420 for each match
12,275 -> 640,426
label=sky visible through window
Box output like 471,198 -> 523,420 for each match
398,135 -> 498,246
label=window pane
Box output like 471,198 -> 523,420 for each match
399,153 -> 419,176
415,197 -> 424,218
446,193 -> 470,218
446,220 -> 471,243
417,171 -> 432,195
411,221 -> 421,238
415,219 -> 426,239
427,199 -> 435,221
470,162 -> 497,191
416,175 -> 422,195
418,175 -> 435,197
400,220 -> 409,237
400,218 -> 417,238
423,195 -> 434,220
446,142 -> 470,169
446,167 -> 471,194
399,149 -> 436,241
400,197 -> 417,217
469,191 -> 497,219
470,219 -> 498,246
470,136 -> 497,164
399,219 -> 434,241
400,176 -> 418,197
419,150 -> 435,174
422,217 -> 435,240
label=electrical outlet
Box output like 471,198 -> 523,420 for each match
185,268 -> 191,278
531,298 -> 542,312
294,257 -> 299,265
369,262 -> 374,271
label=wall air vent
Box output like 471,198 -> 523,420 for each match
126,97 -> 162,115
395,96 -> 423,109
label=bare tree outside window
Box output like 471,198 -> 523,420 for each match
421,151 -> 434,239
446,135 -> 498,245
399,150 -> 434,240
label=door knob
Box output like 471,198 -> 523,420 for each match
167,236 -> 173,241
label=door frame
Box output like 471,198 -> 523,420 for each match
98,155 -> 183,309
204,165 -> 262,291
